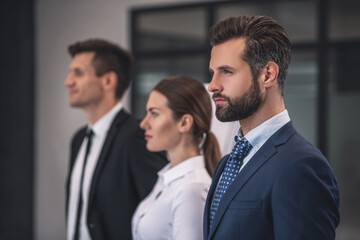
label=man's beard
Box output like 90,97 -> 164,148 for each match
213,80 -> 263,122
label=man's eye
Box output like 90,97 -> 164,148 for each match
224,69 -> 232,74
151,112 -> 158,117
74,70 -> 84,76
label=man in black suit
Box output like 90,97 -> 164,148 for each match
64,39 -> 167,240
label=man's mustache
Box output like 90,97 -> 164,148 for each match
212,93 -> 230,101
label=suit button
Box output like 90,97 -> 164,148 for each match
89,223 -> 95,228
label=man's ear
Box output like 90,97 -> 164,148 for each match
102,71 -> 118,91
178,114 -> 194,133
263,62 -> 279,88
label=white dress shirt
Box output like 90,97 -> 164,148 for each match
132,156 -> 211,240
239,109 -> 291,172
67,101 -> 123,240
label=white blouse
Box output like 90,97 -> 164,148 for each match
132,156 -> 211,240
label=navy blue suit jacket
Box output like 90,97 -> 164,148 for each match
203,122 -> 339,240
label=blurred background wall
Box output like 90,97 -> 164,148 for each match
1,0 -> 359,239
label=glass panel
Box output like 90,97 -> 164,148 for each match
328,46 -> 360,240
133,55 -> 208,118
329,0 -> 360,40
285,50 -> 318,145
136,8 -> 207,51
329,1 -> 360,236
216,1 -> 317,43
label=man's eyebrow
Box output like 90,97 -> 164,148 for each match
209,65 -> 235,72
218,65 -> 234,70
147,107 -> 160,112
70,67 -> 81,72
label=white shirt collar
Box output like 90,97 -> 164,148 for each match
88,101 -> 123,138
158,156 -> 205,185
240,110 -> 290,150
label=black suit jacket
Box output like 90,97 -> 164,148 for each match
66,109 -> 167,240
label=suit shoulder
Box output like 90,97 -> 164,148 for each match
122,113 -> 142,130
73,125 -> 87,136
285,132 -> 327,162
71,126 -> 87,145
273,132 -> 336,184
114,112 -> 144,139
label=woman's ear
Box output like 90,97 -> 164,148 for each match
178,114 -> 194,133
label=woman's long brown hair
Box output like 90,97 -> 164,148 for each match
153,75 -> 221,175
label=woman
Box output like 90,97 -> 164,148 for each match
132,75 -> 221,240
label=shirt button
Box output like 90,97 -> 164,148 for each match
89,223 -> 95,228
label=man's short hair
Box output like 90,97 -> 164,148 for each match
68,39 -> 133,99
209,16 -> 291,95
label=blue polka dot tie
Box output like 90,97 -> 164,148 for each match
209,136 -> 252,229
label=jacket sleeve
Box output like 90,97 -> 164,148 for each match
272,156 -> 340,240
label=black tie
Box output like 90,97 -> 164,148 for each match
74,129 -> 94,240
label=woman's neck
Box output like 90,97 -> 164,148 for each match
167,141 -> 200,167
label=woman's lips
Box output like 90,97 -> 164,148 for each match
144,134 -> 152,141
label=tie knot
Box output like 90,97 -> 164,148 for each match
231,137 -> 252,160
86,129 -> 94,139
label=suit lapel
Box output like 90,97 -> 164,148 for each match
66,128 -> 86,214
207,121 -> 296,239
87,109 -> 130,209
70,129 -> 87,171
208,143 -> 277,238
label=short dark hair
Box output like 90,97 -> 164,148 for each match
68,39 -> 133,99
209,16 -> 291,95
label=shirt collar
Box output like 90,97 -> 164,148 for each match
158,155 -> 205,185
239,110 -> 290,149
88,101 -> 123,138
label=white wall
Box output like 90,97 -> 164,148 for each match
35,0 -> 209,239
